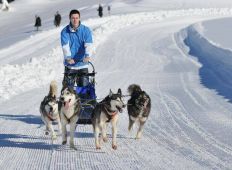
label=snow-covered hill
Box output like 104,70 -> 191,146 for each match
1,0 -> 232,169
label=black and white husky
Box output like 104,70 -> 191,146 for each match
59,86 -> 81,150
127,84 -> 151,139
92,89 -> 125,150
40,80 -> 61,140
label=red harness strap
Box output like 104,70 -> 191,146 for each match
47,113 -> 56,121
103,105 -> 118,121
111,111 -> 117,117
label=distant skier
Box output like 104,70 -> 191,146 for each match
97,4 -> 103,18
34,15 -> 42,31
107,5 -> 111,15
1,0 -> 10,11
54,11 -> 62,27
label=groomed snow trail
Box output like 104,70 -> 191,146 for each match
0,9 -> 232,169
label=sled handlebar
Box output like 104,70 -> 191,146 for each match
65,62 -> 96,77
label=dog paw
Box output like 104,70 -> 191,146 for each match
51,134 -> 57,140
136,133 -> 142,139
135,135 -> 141,140
62,141 -> 67,145
103,137 -> 108,143
70,145 -> 77,151
96,145 -> 101,150
112,144 -> 117,150
128,126 -> 133,132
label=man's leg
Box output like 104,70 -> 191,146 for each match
62,67 -> 76,88
77,68 -> 89,87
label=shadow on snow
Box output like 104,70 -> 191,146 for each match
0,114 -> 43,125
0,133 -> 59,150
183,27 -> 232,103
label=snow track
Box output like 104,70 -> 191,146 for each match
1,7 -> 232,169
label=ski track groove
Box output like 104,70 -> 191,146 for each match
155,79 -> 232,169
178,73 -> 232,155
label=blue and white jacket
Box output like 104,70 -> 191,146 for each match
61,22 -> 93,69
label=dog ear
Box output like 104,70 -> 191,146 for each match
61,85 -> 67,93
118,88 -> 122,96
42,96 -> 48,105
69,87 -> 75,94
109,89 -> 113,97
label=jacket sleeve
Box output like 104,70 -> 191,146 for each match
84,27 -> 93,57
61,29 -> 71,59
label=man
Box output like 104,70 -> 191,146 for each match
97,4 -> 103,17
1,0 -> 10,11
61,9 -> 93,87
34,15 -> 42,31
107,5 -> 111,15
54,11 -> 61,27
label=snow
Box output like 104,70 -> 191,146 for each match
199,17 -> 232,50
1,0 -> 232,169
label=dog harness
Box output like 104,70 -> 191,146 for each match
61,103 -> 80,123
41,105 -> 57,121
47,113 -> 57,121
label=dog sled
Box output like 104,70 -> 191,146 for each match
64,62 -> 97,124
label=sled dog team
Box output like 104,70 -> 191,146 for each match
40,81 -> 151,150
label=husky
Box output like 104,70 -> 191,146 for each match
92,89 -> 125,150
40,80 -> 61,140
127,84 -> 151,139
59,86 -> 81,150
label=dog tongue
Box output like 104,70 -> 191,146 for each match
64,101 -> 70,110
49,111 -> 53,115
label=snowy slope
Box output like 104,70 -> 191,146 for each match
1,0 -> 232,169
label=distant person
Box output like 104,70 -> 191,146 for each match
34,15 -> 42,31
54,11 -> 62,27
97,4 -> 103,18
1,0 -> 10,11
107,5 -> 111,15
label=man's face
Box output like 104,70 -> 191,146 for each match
70,14 -> 80,28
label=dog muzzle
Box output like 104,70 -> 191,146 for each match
116,106 -> 123,113
63,99 -> 72,110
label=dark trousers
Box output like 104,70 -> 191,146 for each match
62,67 -> 88,87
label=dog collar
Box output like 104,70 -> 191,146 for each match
105,106 -> 118,115
103,105 -> 118,120
111,111 -> 117,117
47,113 -> 56,121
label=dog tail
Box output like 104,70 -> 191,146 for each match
49,80 -> 58,98
127,84 -> 142,95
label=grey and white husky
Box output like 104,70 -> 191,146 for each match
127,84 -> 151,139
92,89 -> 125,150
59,86 -> 81,150
40,80 -> 61,140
